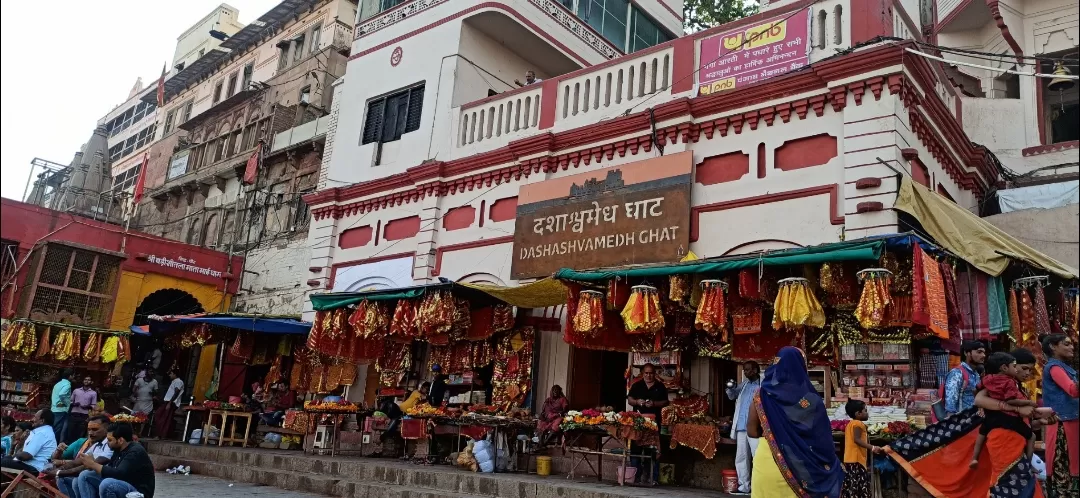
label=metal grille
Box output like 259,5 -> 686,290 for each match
28,243 -> 120,326
1,241 -> 16,287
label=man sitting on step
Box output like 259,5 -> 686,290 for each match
74,423 -> 155,498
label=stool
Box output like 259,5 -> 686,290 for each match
314,424 -> 334,449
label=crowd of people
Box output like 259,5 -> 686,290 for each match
0,408 -> 155,497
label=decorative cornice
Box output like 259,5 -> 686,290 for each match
308,42 -> 993,216
354,0 -> 449,40
1022,141 -> 1079,157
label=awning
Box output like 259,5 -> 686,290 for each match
310,278 -> 569,311
895,177 -> 1078,279
146,313 -> 311,335
129,325 -> 150,336
553,238 -> 887,282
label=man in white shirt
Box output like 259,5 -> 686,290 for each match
0,409 -> 57,476
514,70 -> 543,87
154,370 -> 185,438
48,415 -> 114,498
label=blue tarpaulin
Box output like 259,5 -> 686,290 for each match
144,313 -> 310,335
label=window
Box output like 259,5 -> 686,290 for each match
213,81 -> 224,104
105,102 -> 156,138
242,63 -> 254,91
278,44 -> 290,70
628,7 -> 673,53
107,124 -> 158,163
181,100 -> 194,122
164,109 -> 177,135
112,163 -> 142,192
293,35 -> 306,63
578,0 -> 629,51
299,86 -> 312,105
361,83 -> 425,145
227,72 -> 239,97
291,188 -> 314,231
29,244 -> 120,326
309,23 -> 322,55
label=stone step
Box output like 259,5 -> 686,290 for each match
152,453 -> 490,498
146,441 -> 725,498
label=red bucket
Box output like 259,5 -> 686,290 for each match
721,469 -> 739,494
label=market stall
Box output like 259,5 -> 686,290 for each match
1,318 -> 133,418
141,313 -> 312,448
550,217 -> 1078,489
305,279 -> 566,464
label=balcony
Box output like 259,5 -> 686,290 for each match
271,115 -> 332,153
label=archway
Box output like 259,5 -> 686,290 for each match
131,288 -> 204,326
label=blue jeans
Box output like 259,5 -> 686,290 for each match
74,470 -> 139,498
98,478 -> 138,498
53,412 -> 69,442
57,476 -> 76,498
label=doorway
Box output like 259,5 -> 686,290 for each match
568,347 -> 628,411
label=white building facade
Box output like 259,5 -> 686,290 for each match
303,0 -> 1003,403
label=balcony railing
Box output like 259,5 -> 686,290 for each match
271,115 -> 332,152
456,86 -> 543,150
554,46 -> 675,129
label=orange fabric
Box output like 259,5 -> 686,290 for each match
843,420 -> 868,467
885,428 -> 992,498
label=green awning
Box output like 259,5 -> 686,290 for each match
553,239 -> 887,282
310,283 -> 453,311
309,278 -> 569,311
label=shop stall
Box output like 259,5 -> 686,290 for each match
550,223 -> 1078,490
1,318 -> 134,418
139,313 -> 311,448
304,279 -> 566,464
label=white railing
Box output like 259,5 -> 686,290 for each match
457,87 -> 543,148
936,0 -> 963,25
271,115 -> 332,152
554,46 -> 674,128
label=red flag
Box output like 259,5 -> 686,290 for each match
132,153 -> 149,204
156,64 -> 167,107
243,142 -> 262,184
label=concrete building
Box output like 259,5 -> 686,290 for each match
101,5 -> 245,202
300,0 -> 1014,421
931,0 -> 1079,256
135,0 -> 357,316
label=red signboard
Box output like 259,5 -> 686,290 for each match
697,10 -> 811,96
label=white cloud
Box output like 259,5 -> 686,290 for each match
0,0 -> 279,200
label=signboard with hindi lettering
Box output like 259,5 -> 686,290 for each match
510,152 -> 692,279
696,9 -> 810,96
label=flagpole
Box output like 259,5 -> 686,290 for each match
121,199 -> 136,253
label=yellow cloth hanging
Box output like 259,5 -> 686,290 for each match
772,279 -> 825,330
100,336 -> 120,363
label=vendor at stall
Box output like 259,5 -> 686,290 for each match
428,365 -> 449,406
400,382 -> 430,412
537,385 -> 568,447
627,363 -> 669,485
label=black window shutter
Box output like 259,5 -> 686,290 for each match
362,99 -> 385,145
405,85 -> 424,133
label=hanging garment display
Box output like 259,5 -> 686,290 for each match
738,269 -> 760,300
417,290 -> 454,339
771,277 -> 825,330
988,277 -> 1011,335
35,326 -> 52,358
1033,285 -> 1053,336
882,251 -> 913,295
669,274 -> 691,303
956,271 -> 990,339
940,263 -> 965,333
307,310 -> 329,350
390,299 -> 419,342
230,332 -> 255,361
607,278 -> 630,311
449,296 -> 472,341
492,304 -> 515,333
820,262 -> 859,309
1008,288 -> 1021,342
82,333 -> 102,363
911,245 -> 949,339
467,307 -> 496,341
349,300 -> 390,339
854,269 -> 893,329
572,290 -> 606,337
694,280 -> 728,339
51,328 -> 81,361
621,285 -> 665,334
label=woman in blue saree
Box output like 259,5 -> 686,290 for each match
746,346 -> 845,498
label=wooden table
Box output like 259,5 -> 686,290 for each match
203,410 -> 254,448
563,426 -> 657,486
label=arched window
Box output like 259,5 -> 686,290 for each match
833,5 -> 844,46
816,10 -> 828,49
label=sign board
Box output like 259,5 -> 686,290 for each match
167,150 -> 190,180
697,10 -> 810,96
511,152 -> 692,279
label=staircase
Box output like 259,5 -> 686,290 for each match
146,441 -> 721,498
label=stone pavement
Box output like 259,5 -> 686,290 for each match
156,473 -> 327,497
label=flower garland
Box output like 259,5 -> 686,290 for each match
560,409 -> 658,432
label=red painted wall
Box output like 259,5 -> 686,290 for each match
696,152 -> 751,185
774,134 -> 838,171
383,216 -> 421,241
339,226 -> 374,248
0,198 -> 242,317
488,197 -> 518,223
442,205 -> 476,231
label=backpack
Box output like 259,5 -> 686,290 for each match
930,366 -> 970,423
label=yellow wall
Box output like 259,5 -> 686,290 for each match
110,271 -> 233,402
109,271 -> 231,330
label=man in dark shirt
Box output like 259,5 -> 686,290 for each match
76,422 -> 155,498
626,363 -> 669,484
427,364 -> 449,406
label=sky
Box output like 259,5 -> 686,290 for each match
0,0 -> 279,201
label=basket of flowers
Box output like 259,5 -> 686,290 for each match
303,399 -> 360,413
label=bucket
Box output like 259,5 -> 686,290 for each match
536,456 -> 552,476
721,469 -> 739,494
617,465 -> 638,485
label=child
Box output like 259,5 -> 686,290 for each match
969,352 -> 1053,469
842,400 -> 883,498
